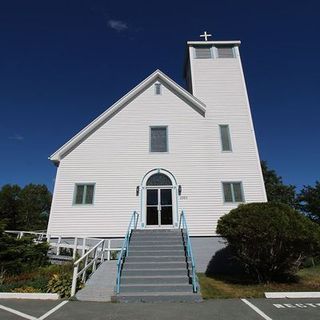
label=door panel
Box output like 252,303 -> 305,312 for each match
147,189 -> 158,205
161,189 -> 172,205
146,189 -> 159,225
160,206 -> 173,225
147,206 -> 159,225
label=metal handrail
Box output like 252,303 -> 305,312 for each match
179,210 -> 199,293
116,210 -> 139,294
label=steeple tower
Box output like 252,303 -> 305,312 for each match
184,34 -> 244,120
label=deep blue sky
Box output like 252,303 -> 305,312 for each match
0,0 -> 319,192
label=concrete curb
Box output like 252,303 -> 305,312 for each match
265,292 -> 320,298
0,293 -> 60,300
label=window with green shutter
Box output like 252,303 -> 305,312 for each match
222,182 -> 244,203
74,184 -> 95,205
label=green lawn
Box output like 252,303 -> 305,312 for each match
198,265 -> 320,299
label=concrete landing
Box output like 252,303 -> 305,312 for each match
76,260 -> 117,302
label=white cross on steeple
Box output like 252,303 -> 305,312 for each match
200,31 -> 212,41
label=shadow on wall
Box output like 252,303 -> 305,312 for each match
205,246 -> 246,278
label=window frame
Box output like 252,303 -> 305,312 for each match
216,45 -> 236,59
193,45 -> 213,59
73,183 -> 96,205
154,83 -> 162,95
149,126 -> 169,153
219,124 -> 233,152
222,181 -> 245,204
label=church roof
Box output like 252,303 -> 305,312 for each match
49,69 -> 206,163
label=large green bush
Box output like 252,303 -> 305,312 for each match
217,202 -> 320,282
0,222 -> 49,275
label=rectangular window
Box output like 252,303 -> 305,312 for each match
222,182 -> 244,203
219,125 -> 232,151
155,83 -> 161,95
150,126 -> 168,152
194,46 -> 212,59
74,184 -> 95,205
216,46 -> 235,58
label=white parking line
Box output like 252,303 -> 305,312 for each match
0,304 -> 36,320
241,299 -> 273,320
37,300 -> 69,320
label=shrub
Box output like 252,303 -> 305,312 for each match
46,265 -> 81,298
0,224 -> 49,275
217,202 -> 320,282
47,273 -> 72,298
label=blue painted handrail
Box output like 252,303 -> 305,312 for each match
179,210 -> 199,293
116,210 -> 139,294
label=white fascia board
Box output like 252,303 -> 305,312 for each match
187,41 -> 241,45
49,69 -> 206,162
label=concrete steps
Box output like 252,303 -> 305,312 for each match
114,229 -> 201,303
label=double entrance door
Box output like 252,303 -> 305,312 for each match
146,188 -> 173,226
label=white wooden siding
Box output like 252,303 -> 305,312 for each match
48,48 -> 266,238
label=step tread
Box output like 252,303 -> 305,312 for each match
130,243 -> 183,248
122,275 -> 188,279
120,283 -> 191,287
117,292 -> 197,296
123,268 -> 187,271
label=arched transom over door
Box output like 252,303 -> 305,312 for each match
146,173 -> 174,227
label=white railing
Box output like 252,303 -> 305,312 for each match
71,239 -> 106,296
4,230 -> 123,296
46,235 -> 121,260
4,231 -> 122,261
5,230 -> 46,241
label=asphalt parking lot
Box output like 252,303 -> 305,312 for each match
0,298 -> 320,320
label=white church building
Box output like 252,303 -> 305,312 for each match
47,34 -> 267,271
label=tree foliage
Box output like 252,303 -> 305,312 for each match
0,184 -> 52,231
261,161 -> 298,208
299,181 -> 320,223
217,202 -> 320,282
0,185 -> 22,229
0,222 -> 49,275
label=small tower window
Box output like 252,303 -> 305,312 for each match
155,83 -> 162,95
216,45 -> 235,58
194,46 -> 212,59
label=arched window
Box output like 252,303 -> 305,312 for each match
146,173 -> 172,186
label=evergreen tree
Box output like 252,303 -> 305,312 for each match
261,161 -> 298,208
299,181 -> 320,223
0,184 -> 22,229
0,184 -> 52,231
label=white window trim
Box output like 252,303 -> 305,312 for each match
222,181 -> 245,204
154,82 -> 162,95
219,124 -> 233,152
73,183 -> 95,205
149,126 -> 169,153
